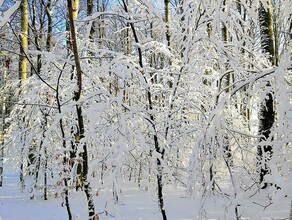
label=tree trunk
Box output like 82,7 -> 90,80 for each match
221,0 -> 233,167
122,1 -> 167,219
164,0 -> 170,49
97,0 -> 105,48
32,0 -> 42,73
72,0 -> 79,20
164,0 -> 172,90
67,0 -> 96,218
20,0 -> 28,81
0,57 -> 8,187
19,0 -> 29,190
56,90 -> 72,220
87,0 -> 94,41
257,0 -> 276,187
46,0 -> 53,52
236,1 -> 251,126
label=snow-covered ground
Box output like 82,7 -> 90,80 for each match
0,172 -> 291,220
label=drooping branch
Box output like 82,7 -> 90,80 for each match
121,1 -> 167,219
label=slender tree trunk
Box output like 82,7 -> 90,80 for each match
20,0 -> 28,81
123,0 -> 131,102
40,0 -> 53,201
66,0 -> 83,190
126,19 -> 131,55
56,78 -> 72,220
0,58 -> 8,187
221,0 -> 233,167
164,0 -> 172,91
97,0 -> 105,48
236,1 -> 251,127
46,0 -> 52,52
66,11 -> 81,188
72,0 -> 79,20
67,0 -> 96,218
87,0 -> 94,41
19,0 -> 28,190
164,0 -> 170,49
257,0 -> 276,188
164,0 -> 175,139
272,3 -> 279,66
43,115 -> 48,201
32,0 -> 41,73
30,0 -> 52,199
204,13 -> 215,191
122,1 -> 167,219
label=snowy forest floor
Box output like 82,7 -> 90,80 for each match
0,172 -> 291,220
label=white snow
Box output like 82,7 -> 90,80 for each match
0,1 -> 20,27
0,172 -> 291,220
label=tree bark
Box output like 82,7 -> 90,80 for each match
72,0 -> 79,20
32,0 -> 42,73
87,0 -> 94,41
44,0 -> 53,200
97,0 -> 105,48
164,0 -> 171,48
46,0 -> 53,52
20,0 -> 28,80
19,0 -> 29,191
67,0 -> 96,218
257,0 -> 276,187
